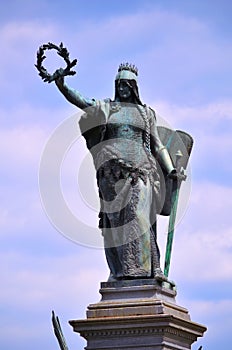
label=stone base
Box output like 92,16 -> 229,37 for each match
70,279 -> 206,349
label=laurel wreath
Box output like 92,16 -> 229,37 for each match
35,42 -> 77,83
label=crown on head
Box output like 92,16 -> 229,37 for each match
118,62 -> 138,76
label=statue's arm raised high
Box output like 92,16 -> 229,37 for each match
55,69 -> 96,110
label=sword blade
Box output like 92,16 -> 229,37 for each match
164,178 -> 180,277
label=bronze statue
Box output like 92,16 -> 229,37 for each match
36,44 -> 191,283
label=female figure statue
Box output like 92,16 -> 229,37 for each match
55,63 -> 177,282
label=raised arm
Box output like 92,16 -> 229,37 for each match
55,69 -> 96,110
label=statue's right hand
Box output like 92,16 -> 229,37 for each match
54,68 -> 65,85
168,169 -> 187,181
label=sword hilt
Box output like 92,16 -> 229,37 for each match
175,150 -> 187,181
175,149 -> 183,170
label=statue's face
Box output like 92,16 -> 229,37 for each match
117,80 -> 132,100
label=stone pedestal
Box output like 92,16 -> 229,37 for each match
69,279 -> 206,349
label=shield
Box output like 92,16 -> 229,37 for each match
157,126 -> 194,216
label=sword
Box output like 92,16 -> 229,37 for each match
164,150 -> 186,278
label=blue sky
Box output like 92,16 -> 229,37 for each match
1,1 -> 232,349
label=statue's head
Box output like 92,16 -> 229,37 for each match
114,63 -> 142,104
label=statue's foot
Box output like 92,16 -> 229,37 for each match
154,268 -> 168,282
107,274 -> 118,282
168,279 -> 176,287
154,269 -> 176,289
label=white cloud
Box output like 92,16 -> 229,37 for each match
169,181 -> 232,282
0,20 -> 58,59
0,20 -> 62,95
153,99 -> 232,127
2,8 -> 232,110
0,105 -> 78,236
175,298 -> 232,349
0,125 -> 45,166
70,9 -> 209,52
1,250 -> 108,311
175,228 -> 232,281
0,103 -> 77,165
152,100 -> 232,178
